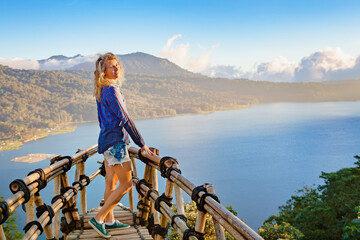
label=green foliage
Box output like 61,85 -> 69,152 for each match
259,221 -> 304,240
0,197 -> 24,240
226,205 -> 237,216
168,201 -> 237,240
259,157 -> 360,240
343,197 -> 360,239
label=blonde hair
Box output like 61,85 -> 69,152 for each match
94,52 -> 124,102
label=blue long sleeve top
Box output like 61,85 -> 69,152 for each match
96,86 -> 145,154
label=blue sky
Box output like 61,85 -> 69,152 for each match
1,0 -> 360,81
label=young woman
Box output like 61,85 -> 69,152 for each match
89,52 -> 153,238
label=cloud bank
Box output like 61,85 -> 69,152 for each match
1,41 -> 359,83
0,55 -> 97,71
158,34 -> 217,73
159,35 -> 360,82
0,58 -> 40,70
39,55 -> 97,70
201,47 -> 360,82
201,65 -> 244,79
292,48 -> 358,82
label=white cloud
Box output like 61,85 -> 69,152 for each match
294,48 -> 357,82
156,37 -> 358,82
40,54 -> 97,70
0,58 -> 40,70
0,55 -> 98,71
230,47 -> 360,82
188,45 -> 218,72
158,34 -> 216,73
252,56 -> 297,82
325,57 -> 360,81
201,65 -> 243,79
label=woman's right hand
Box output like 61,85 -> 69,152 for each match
141,145 -> 154,156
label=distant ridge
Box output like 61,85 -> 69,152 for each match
2,63 -> 360,151
38,54 -> 83,64
40,52 -> 198,77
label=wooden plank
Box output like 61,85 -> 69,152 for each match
82,220 -> 133,229
84,210 -> 131,215
67,203 -> 153,240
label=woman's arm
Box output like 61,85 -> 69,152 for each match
105,87 -> 152,155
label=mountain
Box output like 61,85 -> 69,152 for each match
2,54 -> 360,151
38,54 -> 83,63
39,52 -> 198,77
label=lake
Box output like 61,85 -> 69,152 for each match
1,101 -> 360,235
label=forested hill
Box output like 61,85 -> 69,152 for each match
1,63 -> 360,150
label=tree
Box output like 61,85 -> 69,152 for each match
0,197 -> 24,240
168,201 -> 237,240
258,221 -> 304,240
259,156 -> 360,240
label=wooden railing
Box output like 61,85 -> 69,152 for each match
0,144 -> 263,240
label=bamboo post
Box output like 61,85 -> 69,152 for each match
143,166 -> 153,220
151,166 -> 162,240
174,183 -> 185,216
128,187 -> 134,211
52,175 -> 61,239
137,164 -> 152,224
194,203 -> 207,233
74,163 -> 80,184
205,184 -> 225,240
26,194 -> 35,223
160,179 -> 173,228
151,168 -> 159,218
148,147 -> 162,240
0,225 -> 5,240
79,162 -> 87,214
60,172 -> 78,239
130,155 -> 138,211
33,193 -> 54,239
144,162 -> 152,181
60,173 -> 80,221
150,148 -> 160,218
130,156 -> 138,179
128,156 -> 136,211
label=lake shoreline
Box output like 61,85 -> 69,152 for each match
3,99 -> 358,152
0,103 -> 252,152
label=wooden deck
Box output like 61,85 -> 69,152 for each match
67,204 -> 153,240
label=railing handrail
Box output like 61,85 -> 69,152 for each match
0,144 -> 263,240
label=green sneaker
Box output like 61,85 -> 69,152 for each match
89,217 -> 111,238
105,219 -> 130,229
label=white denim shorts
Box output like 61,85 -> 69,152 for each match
103,143 -> 131,166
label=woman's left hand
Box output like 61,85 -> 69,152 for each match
141,145 -> 154,156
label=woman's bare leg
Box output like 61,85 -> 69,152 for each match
94,161 -> 132,221
103,159 -> 118,223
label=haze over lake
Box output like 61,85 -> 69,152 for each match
1,101 -> 360,232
